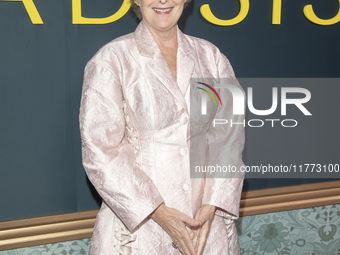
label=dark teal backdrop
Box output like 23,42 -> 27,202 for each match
0,0 -> 339,221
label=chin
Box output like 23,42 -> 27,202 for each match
149,19 -> 176,30
156,22 -> 174,29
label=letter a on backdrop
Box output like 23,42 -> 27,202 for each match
0,0 -> 43,24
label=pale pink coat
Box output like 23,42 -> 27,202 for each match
79,21 -> 245,255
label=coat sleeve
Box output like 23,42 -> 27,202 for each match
79,59 -> 164,232
202,48 -> 245,220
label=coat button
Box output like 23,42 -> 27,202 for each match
179,147 -> 187,156
180,116 -> 188,125
182,183 -> 190,191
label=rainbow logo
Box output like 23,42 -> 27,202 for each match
196,82 -> 222,106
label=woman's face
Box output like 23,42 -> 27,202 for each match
135,0 -> 186,33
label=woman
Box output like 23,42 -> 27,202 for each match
79,0 -> 245,254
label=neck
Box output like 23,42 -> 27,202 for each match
143,21 -> 178,50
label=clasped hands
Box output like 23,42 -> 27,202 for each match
151,203 -> 216,255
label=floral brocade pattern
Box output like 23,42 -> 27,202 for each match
237,203 -> 340,255
1,239 -> 91,255
3,204 -> 340,255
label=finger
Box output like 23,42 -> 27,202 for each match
178,237 -> 194,255
179,229 -> 197,255
180,213 -> 202,228
189,231 -> 195,240
172,238 -> 186,255
192,235 -> 198,251
177,244 -> 186,255
196,225 -> 209,255
195,209 -> 209,224
189,230 -> 198,251
176,242 -> 184,255
194,208 -> 201,221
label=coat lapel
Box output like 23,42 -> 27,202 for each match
176,28 -> 195,99
134,21 -> 195,113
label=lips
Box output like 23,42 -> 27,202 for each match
152,7 -> 173,13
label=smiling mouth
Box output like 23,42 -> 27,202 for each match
152,7 -> 173,13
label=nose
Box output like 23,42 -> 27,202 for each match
159,0 -> 168,4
